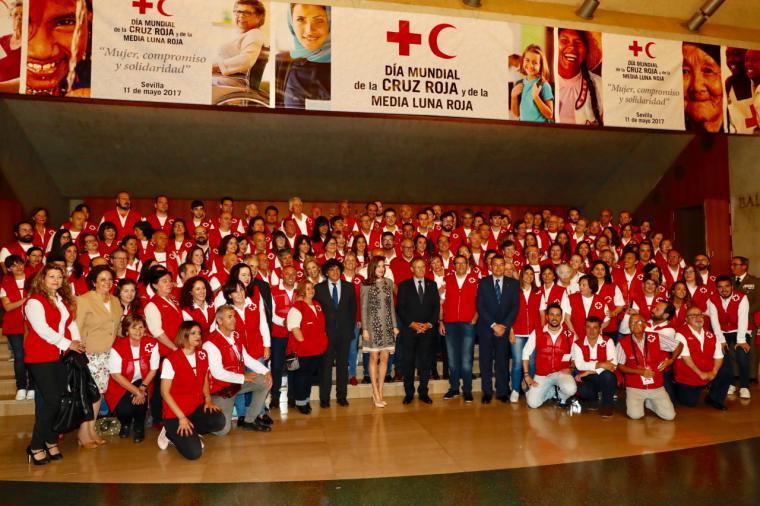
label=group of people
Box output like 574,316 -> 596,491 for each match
1,193 -> 758,462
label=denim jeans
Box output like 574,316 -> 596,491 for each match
510,335 -> 535,394
444,322 -> 475,394
724,331 -> 752,388
348,326 -> 360,378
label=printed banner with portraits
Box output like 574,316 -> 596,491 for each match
0,0 -> 758,135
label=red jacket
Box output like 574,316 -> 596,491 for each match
162,348 -> 209,419
674,325 -> 718,387
534,325 -> 574,376
104,336 -> 158,410
288,300 -> 327,357
147,295 -> 183,357
101,209 -> 143,239
205,330 -> 245,396
1,276 -> 26,334
23,293 -> 72,363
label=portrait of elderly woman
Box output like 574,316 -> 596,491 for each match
275,3 -> 330,109
26,0 -> 91,97
0,0 -> 22,93
683,42 -> 724,133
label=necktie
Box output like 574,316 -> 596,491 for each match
736,276 -> 741,286
495,278 -> 502,305
332,283 -> 339,308
417,280 -> 424,303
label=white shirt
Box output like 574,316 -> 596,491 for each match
214,298 -> 271,348
572,337 -> 617,374
328,280 -> 342,302
203,331 -> 269,385
522,325 -> 564,361
675,327 -> 723,360
108,342 -> 160,382
0,277 -> 25,298
0,242 -> 34,263
707,294 -> 750,344
24,295 -> 81,351
160,352 -> 196,380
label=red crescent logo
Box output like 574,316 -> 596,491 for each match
645,42 -> 656,59
429,24 -> 456,59
156,0 -> 172,17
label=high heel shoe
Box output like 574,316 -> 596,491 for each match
26,446 -> 50,466
44,443 -> 63,460
77,439 -> 99,450
94,438 -> 107,447
372,392 -> 385,408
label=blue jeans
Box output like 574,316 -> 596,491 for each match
444,322 -> 475,394
233,358 -> 268,418
724,332 -> 752,388
348,326 -> 360,378
510,335 -> 535,394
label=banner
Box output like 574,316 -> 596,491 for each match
602,34 -> 684,131
1,0 -> 758,136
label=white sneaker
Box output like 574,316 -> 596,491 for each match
728,385 -> 737,396
740,388 -> 751,399
509,391 -> 520,403
157,426 -> 170,450
15,389 -> 26,401
25,390 -> 35,400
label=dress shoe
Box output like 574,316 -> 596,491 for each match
240,419 -> 272,432
481,394 -> 492,404
385,375 -> 393,383
599,405 -> 614,418
297,405 -> 311,415
26,446 -> 50,466
463,392 -> 474,403
419,395 -> 433,404
705,396 -> 727,411
258,414 -> 274,426
402,394 -> 414,404
45,443 -> 63,460
133,428 -> 145,443
394,372 -> 403,382
320,400 -> 330,408
496,395 -> 509,403
337,399 -> 349,407
443,390 -> 459,400
288,398 -> 296,407
431,370 -> 440,380
119,422 -> 131,439
349,376 -> 358,386
361,376 -> 371,384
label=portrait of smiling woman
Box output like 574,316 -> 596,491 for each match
25,0 -> 92,97
683,42 -> 724,133
275,3 -> 331,108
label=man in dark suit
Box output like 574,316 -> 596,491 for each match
476,255 -> 520,404
397,258 -> 440,404
732,256 -> 760,383
314,259 -> 357,407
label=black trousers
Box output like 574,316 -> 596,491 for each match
113,380 -> 147,430
675,361 -> 733,406
7,334 -> 33,390
27,360 -> 67,449
150,357 -> 165,424
293,354 -> 322,403
577,370 -> 617,406
430,329 -> 449,377
269,336 -> 288,401
163,404 -> 225,460
401,329 -> 435,397
320,330 -> 352,402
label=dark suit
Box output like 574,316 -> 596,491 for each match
735,273 -> 760,380
476,275 -> 520,396
314,279 -> 357,402
396,277 -> 440,397
253,278 -> 273,331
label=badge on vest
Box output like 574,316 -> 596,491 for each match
640,375 -> 655,385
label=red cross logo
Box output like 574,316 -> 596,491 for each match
387,20 -> 422,56
629,40 -> 644,57
132,0 -> 153,14
745,105 -> 759,129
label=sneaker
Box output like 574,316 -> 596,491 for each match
15,389 -> 27,401
25,390 -> 35,401
349,376 -> 358,386
463,392 -> 474,403
509,391 -> 520,403
740,388 -> 751,399
443,390 -> 459,400
728,385 -> 737,396
157,427 -> 170,450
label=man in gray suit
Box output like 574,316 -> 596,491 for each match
732,256 -> 760,383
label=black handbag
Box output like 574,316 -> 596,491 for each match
53,352 -> 99,433
285,352 -> 300,371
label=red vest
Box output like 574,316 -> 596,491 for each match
568,292 -> 607,338
390,256 -> 414,286
1,276 -> 26,334
512,287 -> 541,336
149,295 -> 183,357
182,304 -> 215,338
23,293 -> 72,363
689,285 -> 711,312
206,330 -> 245,396
709,292 -> 745,331
632,293 -> 666,322
597,283 -> 619,332
234,294 -> 264,359
104,336 -> 158,410
442,273 -> 479,323
342,273 -> 364,321
32,228 -> 55,249
674,325 -> 718,387
5,241 -> 29,263
619,332 -> 666,389
289,300 -> 327,357
272,286 -> 296,338
146,214 -> 174,234
539,283 -> 566,308
102,209 -> 143,239
612,268 -> 643,306
534,325 -> 574,376
163,348 -> 209,419
576,335 -> 612,362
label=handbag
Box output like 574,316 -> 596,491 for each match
285,352 -> 300,371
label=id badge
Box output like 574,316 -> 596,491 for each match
640,376 -> 655,385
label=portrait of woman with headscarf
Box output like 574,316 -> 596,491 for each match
275,3 -> 330,109
683,42 -> 724,133
556,28 -> 603,126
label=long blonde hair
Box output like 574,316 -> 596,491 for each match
29,264 -> 77,315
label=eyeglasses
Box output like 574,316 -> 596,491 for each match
687,313 -> 705,319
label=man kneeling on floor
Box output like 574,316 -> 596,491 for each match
523,303 -> 577,408
616,314 -> 677,421
571,316 -> 617,418
203,305 -> 273,434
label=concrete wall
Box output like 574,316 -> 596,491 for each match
729,136 -> 760,270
